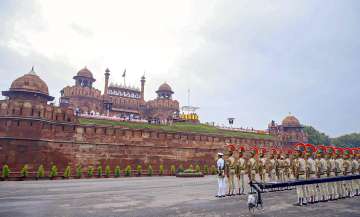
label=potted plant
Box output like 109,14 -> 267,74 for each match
147,165 -> 153,176
97,165 -> 102,178
170,165 -> 176,176
36,165 -> 45,180
87,166 -> 94,178
203,165 -> 209,175
1,165 -> 10,181
159,165 -> 164,176
195,164 -> 201,173
20,164 -> 28,180
105,165 -> 111,178
136,165 -> 142,176
114,166 -> 121,178
210,165 -> 217,175
125,165 -> 131,177
76,165 -> 82,179
63,166 -> 71,179
49,165 -> 58,180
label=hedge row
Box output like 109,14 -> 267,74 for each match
1,164 -> 218,180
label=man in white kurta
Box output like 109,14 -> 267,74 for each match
216,153 -> 226,197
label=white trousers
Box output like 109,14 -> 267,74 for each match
217,176 -> 226,196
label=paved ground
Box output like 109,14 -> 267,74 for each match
0,176 -> 359,217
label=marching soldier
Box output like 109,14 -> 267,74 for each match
225,144 -> 237,196
305,143 -> 317,203
216,152 -> 226,198
236,146 -> 246,195
294,143 -> 308,206
335,147 -> 345,199
258,147 -> 267,183
326,146 -> 337,200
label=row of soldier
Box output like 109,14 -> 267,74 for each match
216,143 -> 360,206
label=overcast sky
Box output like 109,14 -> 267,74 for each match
1,0 -> 359,137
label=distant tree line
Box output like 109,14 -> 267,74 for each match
303,125 -> 360,147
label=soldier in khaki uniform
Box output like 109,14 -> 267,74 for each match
267,148 -> 277,182
277,153 -> 286,184
236,146 -> 246,195
258,147 -> 267,183
343,148 -> 353,197
284,149 -> 292,181
247,146 -> 258,193
317,145 -> 330,201
351,148 -> 359,196
335,148 -> 346,198
294,143 -> 307,206
305,143 -> 317,203
225,144 -> 237,196
326,146 -> 337,200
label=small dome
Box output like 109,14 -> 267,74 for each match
76,67 -> 94,79
282,115 -> 301,127
157,82 -> 173,93
10,72 -> 49,95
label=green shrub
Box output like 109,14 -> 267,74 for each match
136,165 -> 142,176
87,166 -> 94,177
125,165 -> 131,177
20,164 -> 28,178
114,166 -> 121,177
2,165 -> 10,179
178,164 -> 184,173
76,165 -> 82,178
49,165 -> 58,179
189,164 -> 194,170
170,165 -> 176,176
195,164 -> 201,173
37,165 -> 45,178
204,165 -> 209,175
105,165 -> 111,177
159,165 -> 164,176
210,165 -> 217,175
97,165 -> 102,177
63,166 -> 71,178
147,165 -> 153,176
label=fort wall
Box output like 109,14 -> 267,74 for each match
0,100 -> 277,172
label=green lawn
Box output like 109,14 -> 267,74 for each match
78,118 -> 274,139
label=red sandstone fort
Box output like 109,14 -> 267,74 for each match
0,67 -> 307,173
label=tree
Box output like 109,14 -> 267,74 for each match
332,133 -> 360,147
203,165 -> 209,175
125,165 -> 131,177
303,125 -> 331,145
87,166 -> 94,177
195,165 -> 201,173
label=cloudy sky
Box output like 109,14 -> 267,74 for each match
1,0 -> 359,137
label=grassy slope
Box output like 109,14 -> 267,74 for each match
79,118 -> 273,140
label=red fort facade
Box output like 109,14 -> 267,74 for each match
0,68 -> 307,173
